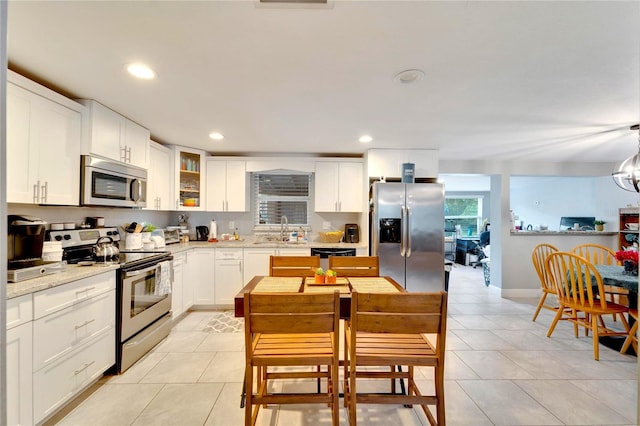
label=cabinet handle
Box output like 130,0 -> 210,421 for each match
74,360 -> 95,375
33,183 -> 39,203
226,200 -> 229,211
75,319 -> 95,330
41,181 -> 48,203
222,201 -> 225,211
75,286 -> 96,297
176,199 -> 179,209
126,146 -> 132,163
120,146 -> 127,163
335,201 -> 338,212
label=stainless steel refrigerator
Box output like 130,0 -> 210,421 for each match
370,182 -> 444,292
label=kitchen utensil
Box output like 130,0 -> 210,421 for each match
125,233 -> 143,249
134,223 -> 143,233
93,236 -> 120,263
126,222 -> 137,233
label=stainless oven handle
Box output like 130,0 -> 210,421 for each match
124,264 -> 158,277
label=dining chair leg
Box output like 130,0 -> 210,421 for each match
592,314 -> 600,361
532,292 -> 548,321
245,364 -> 254,426
332,360 -> 339,425
546,304 -> 565,337
621,320 -> 638,354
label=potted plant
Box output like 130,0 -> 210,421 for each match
326,269 -> 337,284
314,267 -> 325,284
594,220 -> 606,231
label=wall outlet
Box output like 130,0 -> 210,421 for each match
229,221 -> 235,230
323,221 -> 331,230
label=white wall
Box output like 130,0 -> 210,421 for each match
510,176 -> 638,232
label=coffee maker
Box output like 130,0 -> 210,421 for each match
196,226 -> 209,241
344,223 -> 360,243
8,215 -> 64,282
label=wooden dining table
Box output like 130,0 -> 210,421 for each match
234,275 -> 405,319
593,264 -> 638,355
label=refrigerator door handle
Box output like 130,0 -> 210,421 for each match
400,205 -> 406,257
406,205 -> 412,257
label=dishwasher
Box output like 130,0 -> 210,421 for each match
311,247 -> 356,270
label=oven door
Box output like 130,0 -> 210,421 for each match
121,263 -> 171,341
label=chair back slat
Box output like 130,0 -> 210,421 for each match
545,251 -> 608,310
246,291 -> 340,334
270,256 -> 320,277
328,256 -> 379,277
531,243 -> 558,292
251,313 -> 337,334
571,244 -> 619,266
356,312 -> 442,334
355,291 -> 441,313
351,291 -> 447,335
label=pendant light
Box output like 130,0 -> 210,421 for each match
612,124 -> 640,192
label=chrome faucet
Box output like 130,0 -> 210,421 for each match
280,215 -> 289,242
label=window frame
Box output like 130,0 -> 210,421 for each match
444,195 -> 484,238
252,171 -> 313,231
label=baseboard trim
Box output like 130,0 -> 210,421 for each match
501,288 -> 541,298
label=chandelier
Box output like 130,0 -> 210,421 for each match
612,124 -> 640,192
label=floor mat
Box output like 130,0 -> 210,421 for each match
203,310 -> 244,333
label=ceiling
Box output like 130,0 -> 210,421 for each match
6,1 -> 640,163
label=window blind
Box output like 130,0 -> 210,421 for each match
253,173 -> 311,226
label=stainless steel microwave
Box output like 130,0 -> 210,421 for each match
81,155 -> 147,208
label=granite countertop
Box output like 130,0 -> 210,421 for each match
510,230 -> 617,236
165,239 -> 367,251
7,263 -> 120,299
7,238 -> 367,299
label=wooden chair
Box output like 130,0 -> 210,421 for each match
243,291 -> 340,426
269,255 -> 320,277
621,309 -> 638,355
328,255 -> 379,277
531,243 -> 559,321
571,244 -> 628,320
545,251 -> 630,360
344,291 -> 447,426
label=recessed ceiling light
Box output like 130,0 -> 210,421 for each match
393,69 -> 425,84
209,132 -> 224,141
126,63 -> 156,80
359,135 -> 373,143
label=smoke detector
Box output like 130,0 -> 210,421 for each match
393,69 -> 425,84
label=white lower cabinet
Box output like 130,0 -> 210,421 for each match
33,328 -> 115,423
186,249 -> 216,306
243,247 -> 310,284
172,253 -> 185,318
32,271 -> 116,424
214,249 -> 243,305
7,294 -> 33,426
182,251 -> 196,311
189,249 -> 217,305
33,290 -> 115,370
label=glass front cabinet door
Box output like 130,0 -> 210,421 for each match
173,146 -> 205,211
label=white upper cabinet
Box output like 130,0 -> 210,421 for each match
7,73 -> 82,206
147,141 -> 173,210
206,159 -> 247,212
173,146 -> 206,211
314,161 -> 363,212
78,99 -> 150,169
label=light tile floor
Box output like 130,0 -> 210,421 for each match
46,266 -> 638,425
